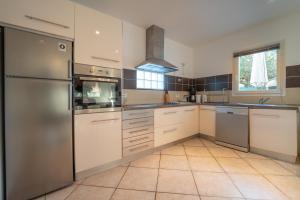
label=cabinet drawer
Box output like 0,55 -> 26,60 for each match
155,107 -> 181,127
123,117 -> 153,129
123,141 -> 153,157
123,126 -> 154,139
154,124 -> 182,147
123,109 -> 153,120
123,133 -> 154,147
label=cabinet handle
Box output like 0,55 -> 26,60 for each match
129,120 -> 148,125
91,56 -> 120,63
129,144 -> 149,152
25,15 -> 70,29
200,108 -> 215,111
91,118 -> 119,123
184,109 -> 195,112
128,128 -> 149,134
129,112 -> 148,116
129,136 -> 149,143
252,113 -> 280,119
163,111 -> 177,115
163,128 -> 177,134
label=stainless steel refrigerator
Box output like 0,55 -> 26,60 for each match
3,28 -> 73,200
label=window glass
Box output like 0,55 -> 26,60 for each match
136,70 -> 165,90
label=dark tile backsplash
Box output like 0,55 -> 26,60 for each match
286,65 -> 300,88
123,65 -> 300,91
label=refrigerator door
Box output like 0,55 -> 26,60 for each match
5,77 -> 73,200
4,28 -> 72,80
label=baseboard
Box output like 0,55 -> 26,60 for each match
75,134 -> 199,180
250,147 -> 298,163
198,133 -> 215,141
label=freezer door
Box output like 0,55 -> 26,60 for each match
5,77 -> 73,200
5,28 -> 72,80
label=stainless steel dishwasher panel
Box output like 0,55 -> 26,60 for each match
216,106 -> 249,151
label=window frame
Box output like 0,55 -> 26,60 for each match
232,44 -> 285,96
136,70 -> 165,90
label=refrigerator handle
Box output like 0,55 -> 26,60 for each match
68,60 -> 72,79
68,83 -> 72,111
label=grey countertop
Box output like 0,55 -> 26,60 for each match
122,102 -> 300,111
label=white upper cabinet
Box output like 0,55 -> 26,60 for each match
0,0 -> 75,38
74,4 -> 122,69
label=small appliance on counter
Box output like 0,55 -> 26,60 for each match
74,64 -> 122,114
189,87 -> 196,102
196,94 -> 202,103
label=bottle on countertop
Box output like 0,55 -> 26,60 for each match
164,90 -> 171,103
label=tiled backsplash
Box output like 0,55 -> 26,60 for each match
194,74 -> 232,92
286,65 -> 300,88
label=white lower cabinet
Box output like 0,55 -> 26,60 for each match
250,109 -> 298,158
199,105 -> 216,137
180,106 -> 199,138
75,112 -> 122,173
154,124 -> 183,147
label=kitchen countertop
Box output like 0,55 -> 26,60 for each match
123,102 -> 300,111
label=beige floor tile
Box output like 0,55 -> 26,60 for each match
208,148 -> 239,158
156,192 -> 200,200
157,169 -> 198,195
234,150 -> 268,160
66,185 -> 114,200
118,167 -> 158,191
161,145 -> 186,156
201,197 -> 244,200
201,139 -> 219,148
130,155 -> 160,168
153,150 -> 161,155
46,185 -> 77,200
274,160 -> 300,176
188,157 -> 223,172
83,167 -> 127,187
119,162 -> 130,167
229,174 -> 288,200
193,172 -> 242,198
185,146 -> 212,157
266,175 -> 300,200
160,155 -> 190,170
183,138 -> 204,147
246,159 -> 293,175
216,158 -> 258,174
111,189 -> 155,200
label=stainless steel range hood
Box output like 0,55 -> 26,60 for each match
135,25 -> 178,73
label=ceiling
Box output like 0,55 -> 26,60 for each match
72,0 -> 300,47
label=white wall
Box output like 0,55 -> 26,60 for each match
194,12 -> 300,78
122,21 -> 195,78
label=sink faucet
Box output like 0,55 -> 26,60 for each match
258,97 -> 271,104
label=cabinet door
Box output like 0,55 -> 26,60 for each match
199,106 -> 216,137
250,109 -> 298,156
0,0 -> 75,38
75,112 -> 122,173
181,106 -> 199,138
154,124 -> 182,147
154,107 -> 182,128
74,4 -> 122,69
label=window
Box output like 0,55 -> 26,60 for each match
136,70 -> 164,90
233,44 -> 283,95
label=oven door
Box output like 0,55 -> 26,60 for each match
74,76 -> 121,112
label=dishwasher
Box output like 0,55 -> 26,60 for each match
216,106 -> 249,152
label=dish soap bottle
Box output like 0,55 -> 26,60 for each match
164,90 -> 171,103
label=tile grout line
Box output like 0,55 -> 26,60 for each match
108,164 -> 130,200
207,146 -> 246,199
183,141 -> 201,199
154,151 -> 162,200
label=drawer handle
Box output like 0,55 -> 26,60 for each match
129,112 -> 148,116
129,120 -> 148,125
129,136 -> 150,143
163,128 -> 177,134
91,56 -> 120,63
252,114 -> 280,119
200,109 -> 215,111
164,111 -> 177,115
128,128 -> 149,134
25,15 -> 70,29
185,109 -> 195,112
129,144 -> 149,152
91,118 -> 119,123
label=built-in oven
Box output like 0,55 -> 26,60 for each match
74,64 -> 122,114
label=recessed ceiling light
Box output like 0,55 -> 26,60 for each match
115,49 -> 119,53
95,30 -> 100,35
